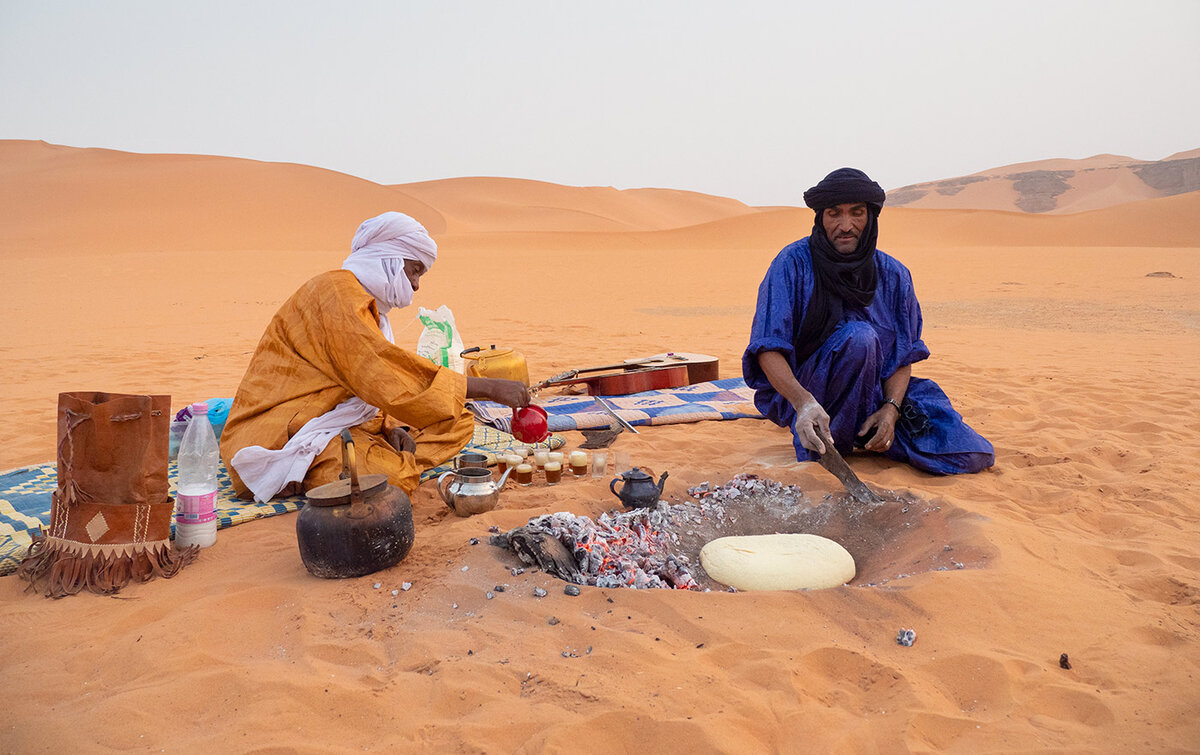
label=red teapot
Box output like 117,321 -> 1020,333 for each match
511,404 -> 549,444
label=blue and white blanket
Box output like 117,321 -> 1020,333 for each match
468,377 -> 764,433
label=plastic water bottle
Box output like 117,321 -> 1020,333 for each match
175,402 -> 219,548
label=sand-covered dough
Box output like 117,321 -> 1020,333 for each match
699,533 -> 856,591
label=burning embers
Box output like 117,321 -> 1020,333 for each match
491,474 -> 825,591
490,507 -> 698,590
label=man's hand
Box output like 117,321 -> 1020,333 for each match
792,399 -> 832,454
386,425 -> 416,455
858,404 -> 898,453
480,379 -> 532,408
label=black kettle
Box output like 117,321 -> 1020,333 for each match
610,468 -> 669,509
296,429 -> 415,578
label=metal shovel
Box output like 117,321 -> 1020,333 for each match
816,431 -> 883,504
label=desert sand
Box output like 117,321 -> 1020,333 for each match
2,141 -> 1199,752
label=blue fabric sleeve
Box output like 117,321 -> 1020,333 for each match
741,241 -> 811,392
872,255 -> 930,378
893,262 -> 930,370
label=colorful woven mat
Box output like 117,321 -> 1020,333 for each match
0,424 -> 562,576
469,377 -> 765,433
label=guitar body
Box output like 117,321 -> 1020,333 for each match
579,364 -> 690,396
538,353 -> 720,397
643,352 -> 720,384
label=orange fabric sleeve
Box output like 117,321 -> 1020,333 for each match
306,272 -> 467,429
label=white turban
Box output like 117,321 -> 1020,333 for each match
342,211 -> 437,314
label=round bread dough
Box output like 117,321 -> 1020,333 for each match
700,533 -> 855,591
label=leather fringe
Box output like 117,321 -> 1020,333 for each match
17,535 -> 199,599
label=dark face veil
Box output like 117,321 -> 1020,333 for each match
794,168 -> 887,366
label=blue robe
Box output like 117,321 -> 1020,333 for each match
742,237 -> 994,475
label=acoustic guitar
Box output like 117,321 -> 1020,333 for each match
535,352 -> 719,396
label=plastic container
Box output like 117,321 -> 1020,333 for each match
169,398 -> 230,459
175,402 -> 219,548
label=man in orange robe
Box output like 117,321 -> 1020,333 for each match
222,212 -> 528,501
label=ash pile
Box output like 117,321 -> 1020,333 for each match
490,474 -> 862,591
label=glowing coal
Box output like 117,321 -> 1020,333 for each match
491,505 -> 698,590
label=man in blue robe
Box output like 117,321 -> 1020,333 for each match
742,167 -> 994,475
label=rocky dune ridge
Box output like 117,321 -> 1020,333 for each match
888,149 -> 1200,214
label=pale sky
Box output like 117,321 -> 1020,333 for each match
2,0 -> 1197,206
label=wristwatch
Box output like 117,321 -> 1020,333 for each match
882,398 -> 902,413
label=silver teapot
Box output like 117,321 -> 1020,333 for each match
438,466 -> 513,517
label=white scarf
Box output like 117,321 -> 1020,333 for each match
231,212 -> 437,502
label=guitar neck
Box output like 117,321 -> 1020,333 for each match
572,358 -> 658,375
573,352 -> 716,375
536,353 -> 719,390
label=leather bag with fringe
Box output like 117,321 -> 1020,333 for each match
18,392 -> 198,597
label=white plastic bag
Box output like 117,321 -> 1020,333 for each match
416,305 -> 465,373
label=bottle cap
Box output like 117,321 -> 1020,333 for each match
191,402 -> 209,414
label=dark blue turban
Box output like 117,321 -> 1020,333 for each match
803,167 -> 886,213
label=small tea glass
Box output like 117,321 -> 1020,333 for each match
590,450 -> 608,478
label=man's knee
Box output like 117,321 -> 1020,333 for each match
948,451 -> 995,475
831,321 -> 881,366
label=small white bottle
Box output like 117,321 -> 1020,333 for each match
175,402 -> 219,548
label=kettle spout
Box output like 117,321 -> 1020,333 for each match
496,464 -> 514,487
656,470 -> 669,496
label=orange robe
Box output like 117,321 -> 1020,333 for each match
221,270 -> 473,497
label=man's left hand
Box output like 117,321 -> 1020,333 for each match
858,406 -> 898,454
386,426 -> 417,455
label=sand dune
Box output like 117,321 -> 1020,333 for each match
6,140 -> 1197,262
394,176 -> 761,234
889,149 -> 1200,214
1,143 -> 1199,751
0,140 -> 445,253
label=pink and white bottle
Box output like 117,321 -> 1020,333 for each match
175,402 -> 219,548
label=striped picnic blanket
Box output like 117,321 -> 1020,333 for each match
468,377 -> 764,433
0,424 -> 562,576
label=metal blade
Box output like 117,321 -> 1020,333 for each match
593,396 -> 639,434
816,433 -> 883,504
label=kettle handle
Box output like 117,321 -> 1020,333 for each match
340,429 -> 372,520
609,476 -> 622,500
437,470 -> 457,512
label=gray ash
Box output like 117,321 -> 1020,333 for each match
492,474 -> 982,591
492,474 -> 824,590
498,505 -> 699,590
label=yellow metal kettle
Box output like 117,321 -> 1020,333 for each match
460,345 -> 530,386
